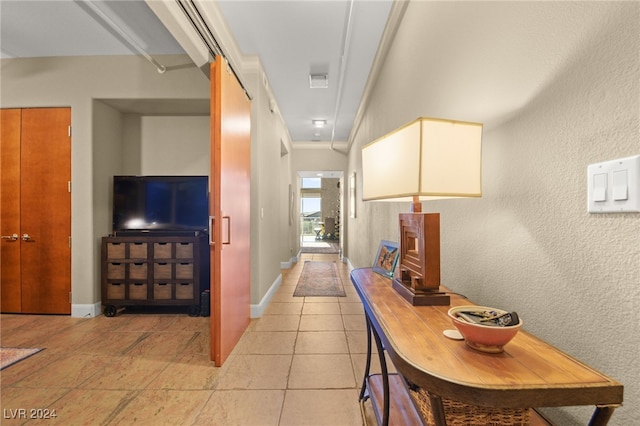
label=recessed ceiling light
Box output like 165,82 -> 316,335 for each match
309,74 -> 328,89
312,120 -> 327,127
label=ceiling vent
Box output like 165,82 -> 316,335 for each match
309,74 -> 328,89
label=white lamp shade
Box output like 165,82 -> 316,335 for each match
362,117 -> 482,201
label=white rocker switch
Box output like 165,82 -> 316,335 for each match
593,173 -> 607,202
612,170 -> 628,201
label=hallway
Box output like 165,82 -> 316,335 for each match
0,253 -> 381,425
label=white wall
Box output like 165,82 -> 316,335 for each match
240,60 -> 295,311
92,100 -> 125,244
293,143 -> 348,172
122,114 -> 142,175
140,116 -> 209,175
347,2 -> 639,425
280,149 -> 296,263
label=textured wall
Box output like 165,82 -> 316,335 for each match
321,178 -> 341,222
347,2 -> 639,424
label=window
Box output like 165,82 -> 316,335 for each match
301,177 -> 321,189
300,178 -> 322,241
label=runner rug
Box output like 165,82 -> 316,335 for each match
0,347 -> 44,370
300,241 -> 340,254
293,261 -> 346,297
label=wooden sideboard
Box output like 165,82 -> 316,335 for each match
351,268 -> 623,426
101,234 -> 209,317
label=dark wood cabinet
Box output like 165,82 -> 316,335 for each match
101,234 -> 209,317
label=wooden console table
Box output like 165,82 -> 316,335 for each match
351,268 -> 623,426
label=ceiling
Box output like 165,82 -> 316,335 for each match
0,0 -> 392,143
216,1 -> 391,143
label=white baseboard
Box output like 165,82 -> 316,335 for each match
250,273 -> 282,318
280,255 -> 299,269
344,257 -> 354,270
71,302 -> 102,318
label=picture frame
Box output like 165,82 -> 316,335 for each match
288,184 -> 294,226
372,240 -> 400,279
349,172 -> 356,218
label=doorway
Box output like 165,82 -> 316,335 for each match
298,172 -> 343,254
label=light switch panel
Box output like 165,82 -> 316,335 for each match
588,155 -> 640,213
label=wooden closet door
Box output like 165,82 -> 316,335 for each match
210,61 -> 251,365
19,108 -> 72,314
0,109 -> 23,312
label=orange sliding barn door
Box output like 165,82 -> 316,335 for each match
1,108 -> 71,314
210,60 -> 252,365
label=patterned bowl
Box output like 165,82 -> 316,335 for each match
447,305 -> 523,353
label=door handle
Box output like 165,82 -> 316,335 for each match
208,216 -> 230,245
22,233 -> 32,241
222,216 -> 231,245
208,216 -> 215,245
1,233 -> 18,241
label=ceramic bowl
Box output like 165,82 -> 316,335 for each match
447,305 -> 523,353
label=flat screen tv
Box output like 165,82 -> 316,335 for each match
113,176 -> 209,233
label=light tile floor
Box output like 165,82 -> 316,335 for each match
0,253 -> 384,425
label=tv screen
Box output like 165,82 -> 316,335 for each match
113,176 -> 209,233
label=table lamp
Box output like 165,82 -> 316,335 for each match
361,117 -> 482,305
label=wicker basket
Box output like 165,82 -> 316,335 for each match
409,386 -> 531,426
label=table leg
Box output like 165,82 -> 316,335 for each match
428,394 -> 447,426
589,405 -> 617,426
371,319 -> 390,426
359,316 -> 373,401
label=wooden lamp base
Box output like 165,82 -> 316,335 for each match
392,279 -> 450,306
395,211 -> 450,306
